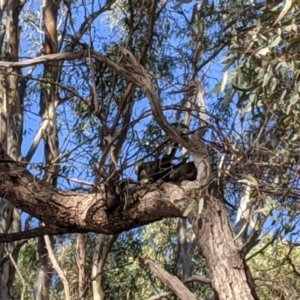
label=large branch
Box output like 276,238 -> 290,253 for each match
0,146 -> 199,238
144,259 -> 198,300
0,225 -> 77,242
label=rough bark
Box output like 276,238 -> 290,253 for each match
0,152 -> 195,235
192,191 -> 259,300
0,147 -> 261,299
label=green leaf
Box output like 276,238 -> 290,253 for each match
198,198 -> 204,215
220,71 -> 228,92
268,35 -> 282,48
183,203 -> 194,217
256,68 -> 265,80
273,0 -> 293,25
238,174 -> 259,186
210,84 -> 221,94
257,48 -> 270,56
262,72 -> 272,87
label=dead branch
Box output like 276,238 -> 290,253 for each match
144,258 -> 198,300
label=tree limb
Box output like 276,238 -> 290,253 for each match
0,144 -> 200,236
144,258 -> 198,300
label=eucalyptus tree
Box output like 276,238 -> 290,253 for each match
0,0 -> 299,299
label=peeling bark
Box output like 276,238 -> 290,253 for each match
77,234 -> 87,300
34,237 -> 52,300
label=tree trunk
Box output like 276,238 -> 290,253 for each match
34,236 -> 53,300
92,234 -> 119,300
193,192 -> 259,300
34,1 -> 59,299
92,235 -> 106,300
178,218 -> 196,284
0,5 -> 23,299
77,234 -> 87,300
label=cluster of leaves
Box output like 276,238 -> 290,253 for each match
14,220 -> 209,299
208,1 -> 300,231
248,235 -> 300,299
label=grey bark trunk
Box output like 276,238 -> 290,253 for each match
0,5 -> 23,299
34,236 -> 53,300
77,233 -> 87,300
34,1 -> 59,299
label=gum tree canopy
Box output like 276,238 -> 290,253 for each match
0,0 -> 299,299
